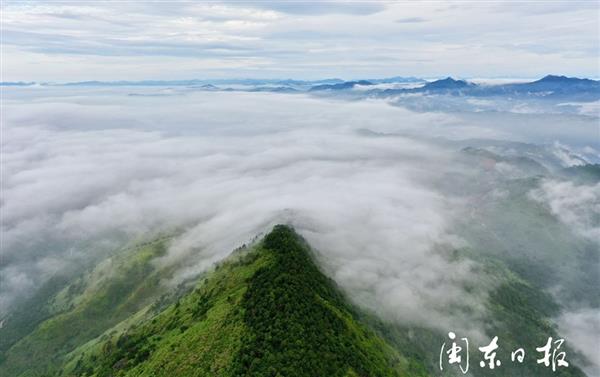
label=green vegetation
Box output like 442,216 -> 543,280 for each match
0,225 -> 590,377
230,225 -> 411,377
472,278 -> 586,377
457,176 -> 599,307
54,225 -> 421,377
360,261 -> 587,377
0,238 -> 172,377
0,273 -> 74,359
560,164 -> 600,184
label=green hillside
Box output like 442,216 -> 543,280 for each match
0,224 -> 590,376
0,238 -> 174,376
2,225 -> 427,377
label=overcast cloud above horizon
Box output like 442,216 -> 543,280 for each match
2,0 -> 599,82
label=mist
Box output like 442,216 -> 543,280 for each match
2,88 -> 598,348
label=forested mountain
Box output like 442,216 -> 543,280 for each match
1,224 -> 591,376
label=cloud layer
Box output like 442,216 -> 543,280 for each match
2,88 -> 598,345
530,179 -> 600,243
2,89 -> 489,335
2,1 -> 598,81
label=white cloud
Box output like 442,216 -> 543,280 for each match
1,1 -> 598,81
557,308 -> 600,376
2,88 -> 597,344
530,179 -> 600,243
1,89 -> 488,335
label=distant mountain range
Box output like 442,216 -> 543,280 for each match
377,75 -> 600,99
0,78 -> 341,87
473,75 -> 600,98
0,76 -> 426,87
3,75 -> 598,102
3,75 -> 595,89
309,80 -> 375,91
306,75 -> 599,102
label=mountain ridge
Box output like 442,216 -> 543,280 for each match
3,75 -> 598,88
0,224 -> 591,376
0,225 -> 425,377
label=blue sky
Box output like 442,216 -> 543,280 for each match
2,0 -> 599,81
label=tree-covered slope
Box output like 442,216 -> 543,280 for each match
1,224 -> 591,376
0,238 -> 174,377
53,225 -> 425,377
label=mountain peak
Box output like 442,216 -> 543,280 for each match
535,74 -> 597,84
538,74 -> 575,83
423,77 -> 471,90
48,225 -> 416,377
540,74 -> 568,81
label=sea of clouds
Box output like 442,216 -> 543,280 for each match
2,88 -> 599,355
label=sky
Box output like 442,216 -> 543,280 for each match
1,0 -> 599,82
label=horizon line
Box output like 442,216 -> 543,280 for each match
2,74 -> 599,86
